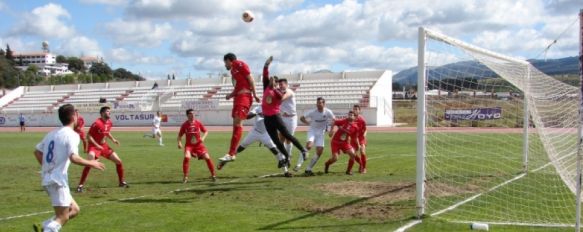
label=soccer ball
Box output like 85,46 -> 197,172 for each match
242,10 -> 254,23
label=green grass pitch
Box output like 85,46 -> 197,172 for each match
0,131 -> 575,231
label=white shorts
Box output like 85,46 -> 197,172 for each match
282,115 -> 297,135
152,127 -> 161,135
44,184 -> 72,207
240,129 -> 276,149
307,130 -> 325,147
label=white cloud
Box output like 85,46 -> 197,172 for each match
80,0 -> 128,5
126,0 -> 302,19
57,36 -> 103,57
103,19 -> 172,47
0,37 -> 38,53
107,47 -> 176,66
11,3 -> 75,39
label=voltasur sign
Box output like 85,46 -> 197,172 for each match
445,107 -> 502,121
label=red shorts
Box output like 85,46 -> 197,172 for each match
185,144 -> 208,159
232,94 -> 252,119
331,142 -> 354,155
88,144 -> 114,159
351,137 -> 367,149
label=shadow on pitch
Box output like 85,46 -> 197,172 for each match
175,184 -> 283,195
120,197 -> 193,204
257,182 -> 415,231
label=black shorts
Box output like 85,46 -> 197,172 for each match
19,122 -> 25,126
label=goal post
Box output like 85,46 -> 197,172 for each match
576,9 -> 583,232
416,26 -> 582,228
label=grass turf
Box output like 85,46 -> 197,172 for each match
0,130 -> 576,231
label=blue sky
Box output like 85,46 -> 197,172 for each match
0,0 -> 580,80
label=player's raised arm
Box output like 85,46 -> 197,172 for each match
262,56 -> 273,91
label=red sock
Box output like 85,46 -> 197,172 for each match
228,125 -> 243,155
360,153 -> 367,169
183,158 -> 190,177
205,158 -> 216,176
354,155 -> 362,165
347,158 -> 355,173
79,166 -> 91,186
116,164 -> 125,184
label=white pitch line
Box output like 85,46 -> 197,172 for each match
394,220 -> 422,232
398,153 -> 561,231
0,210 -> 53,222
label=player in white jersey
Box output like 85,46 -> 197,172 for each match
218,106 -> 280,170
33,104 -> 105,232
277,78 -> 301,165
298,97 -> 335,175
143,111 -> 164,146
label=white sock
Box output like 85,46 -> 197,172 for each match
158,137 -> 163,144
296,150 -> 305,167
282,166 -> 289,173
307,154 -> 320,171
285,143 -> 292,157
45,220 -> 62,232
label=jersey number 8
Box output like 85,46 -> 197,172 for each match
46,140 -> 55,163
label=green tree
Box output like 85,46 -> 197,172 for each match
5,45 -> 14,61
56,55 -> 67,63
89,62 -> 112,79
0,54 -> 19,88
66,57 -> 85,73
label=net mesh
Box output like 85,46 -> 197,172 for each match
421,29 -> 579,226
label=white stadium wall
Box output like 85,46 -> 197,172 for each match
0,108 -> 380,127
367,70 -> 393,126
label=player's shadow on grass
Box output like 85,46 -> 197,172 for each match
175,184 -> 283,195
257,182 -> 415,231
130,180 -> 183,185
120,197 -> 193,204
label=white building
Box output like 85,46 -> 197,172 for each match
13,52 -> 56,66
38,64 -> 73,76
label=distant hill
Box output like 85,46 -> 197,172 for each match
394,56 -> 579,85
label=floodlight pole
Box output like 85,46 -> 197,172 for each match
416,27 -> 427,218
575,8 -> 583,232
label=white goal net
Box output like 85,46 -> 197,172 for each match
417,27 -> 580,228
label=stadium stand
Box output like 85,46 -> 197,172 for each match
0,70 -> 393,126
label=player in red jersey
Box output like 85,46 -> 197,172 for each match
76,106 -> 128,192
218,53 -> 261,165
178,109 -> 216,183
74,109 -> 88,153
351,105 -> 368,173
324,110 -> 360,175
